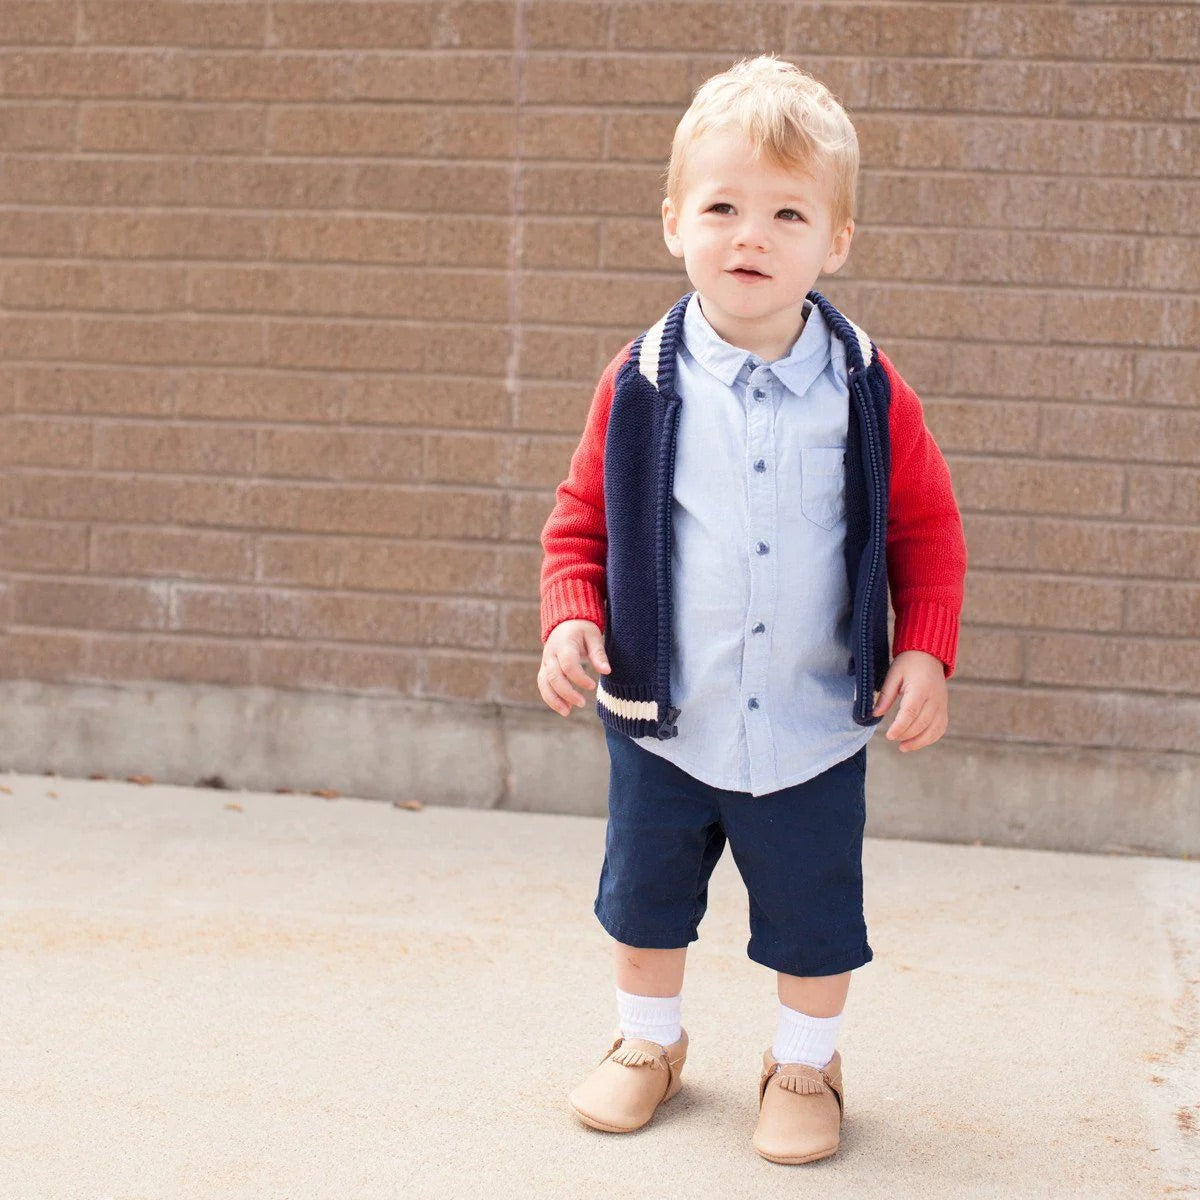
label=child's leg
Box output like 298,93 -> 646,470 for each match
777,969 -> 849,1018
615,941 -> 688,996
718,745 -> 869,1072
773,970 -> 849,1069
568,939 -> 691,1133
594,731 -> 723,1046
613,942 -> 687,1045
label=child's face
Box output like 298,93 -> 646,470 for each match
661,127 -> 853,359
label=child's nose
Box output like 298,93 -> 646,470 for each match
733,216 -> 770,250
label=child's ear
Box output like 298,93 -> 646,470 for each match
822,217 -> 854,276
662,197 -> 684,259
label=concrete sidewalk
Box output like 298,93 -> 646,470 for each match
1,771 -> 1196,1200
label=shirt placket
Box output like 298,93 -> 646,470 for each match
741,359 -> 778,795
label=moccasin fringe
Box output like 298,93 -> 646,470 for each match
610,1044 -> 664,1069
776,1069 -> 826,1095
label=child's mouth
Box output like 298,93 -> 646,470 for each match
730,268 -> 769,281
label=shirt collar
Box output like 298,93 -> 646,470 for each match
681,291 -> 847,393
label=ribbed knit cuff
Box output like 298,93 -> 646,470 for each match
539,578 -> 605,643
892,600 -> 961,677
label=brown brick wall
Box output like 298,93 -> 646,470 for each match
2,1 -> 1198,755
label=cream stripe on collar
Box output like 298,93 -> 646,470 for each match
637,309 -> 670,389
844,315 -> 874,371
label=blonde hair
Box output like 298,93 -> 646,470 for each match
664,55 -> 859,231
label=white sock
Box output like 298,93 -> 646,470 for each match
772,1001 -> 843,1069
616,986 -> 682,1046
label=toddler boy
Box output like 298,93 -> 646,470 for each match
537,55 -> 966,1164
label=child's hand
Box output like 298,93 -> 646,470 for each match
871,650 -> 949,752
538,619 -> 610,717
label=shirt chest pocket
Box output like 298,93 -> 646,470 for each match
800,446 -> 847,530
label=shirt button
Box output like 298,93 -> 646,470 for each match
752,622 -> 765,634
753,388 -> 766,400
756,541 -> 769,555
747,697 -> 759,710
754,459 -> 766,472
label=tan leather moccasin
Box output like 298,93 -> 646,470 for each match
752,1048 -> 844,1164
568,1027 -> 688,1133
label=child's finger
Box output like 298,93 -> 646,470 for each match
562,647 -> 599,695
566,644 -> 607,704
583,628 -> 611,675
543,655 -> 588,710
899,714 -> 948,753
897,710 -> 935,750
886,690 -> 929,741
872,673 -> 901,716
536,663 -> 572,716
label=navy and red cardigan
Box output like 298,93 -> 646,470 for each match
540,289 -> 968,742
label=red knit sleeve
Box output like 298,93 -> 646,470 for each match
538,342 -> 634,643
878,348 -> 968,677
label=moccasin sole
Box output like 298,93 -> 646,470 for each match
570,1069 -> 683,1133
752,1140 -> 839,1165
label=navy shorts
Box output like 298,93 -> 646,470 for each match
594,726 -> 873,977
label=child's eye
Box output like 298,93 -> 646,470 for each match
778,209 -> 804,222
708,203 -> 734,214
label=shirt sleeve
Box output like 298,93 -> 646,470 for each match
878,347 -> 968,677
538,342 -> 633,643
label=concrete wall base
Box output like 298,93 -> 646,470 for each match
1,680 -> 1194,858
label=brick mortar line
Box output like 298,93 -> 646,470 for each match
7,146 -> 1200,165
2,183 -> 1197,202
950,678 -> 1200,699
6,338 -> 1199,355
10,525 -> 529,547
9,420 -> 562,435
9,398 -> 1199,420
947,451 -> 1200,467
2,627 -> 499,653
5,620 -> 1200,656
7,575 -> 518,598
4,289 -> 1199,314
5,89 -> 1199,106
3,357 -> 540,376
5,253 -> 1200,274
4,367 -> 1198,390
5,136 -> 1200,156
20,44 -> 1200,64
7,504 -> 1200,529
6,570 -> 1199,594
8,468 -> 539,489
4,350 -> 1195,369
5,453 -> 1198,472
3,264 -> 1197,287
4,286 -> 1199,308
7,514 -> 1195,540
8,434 -> 1193,458
2,208 -> 1199,226
34,107 -> 1182,125
10,51 -> 1200,98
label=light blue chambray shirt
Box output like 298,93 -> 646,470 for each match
631,291 -> 876,795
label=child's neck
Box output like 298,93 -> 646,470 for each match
698,296 -> 807,364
